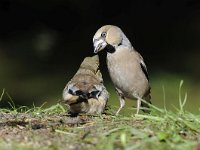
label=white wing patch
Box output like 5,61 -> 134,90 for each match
140,59 -> 149,81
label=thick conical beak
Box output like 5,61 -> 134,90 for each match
94,45 -> 100,53
93,39 -> 107,53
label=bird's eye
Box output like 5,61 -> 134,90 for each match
101,32 -> 107,38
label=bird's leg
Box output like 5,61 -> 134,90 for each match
116,95 -> 125,115
136,98 -> 141,114
115,89 -> 125,115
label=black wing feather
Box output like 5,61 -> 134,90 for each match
140,62 -> 149,81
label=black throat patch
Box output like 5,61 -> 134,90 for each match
104,44 -> 116,53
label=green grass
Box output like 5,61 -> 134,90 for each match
0,81 -> 199,150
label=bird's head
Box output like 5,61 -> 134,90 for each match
93,25 -> 131,54
80,55 -> 99,72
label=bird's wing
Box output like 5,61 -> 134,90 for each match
136,51 -> 149,81
66,83 -> 80,95
88,84 -> 103,98
140,60 -> 149,81
62,83 -> 80,104
89,84 -> 109,101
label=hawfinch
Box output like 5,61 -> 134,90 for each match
62,55 -> 109,115
93,25 -> 151,115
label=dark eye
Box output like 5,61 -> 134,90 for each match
101,32 -> 107,38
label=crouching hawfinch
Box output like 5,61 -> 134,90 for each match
63,55 -> 109,115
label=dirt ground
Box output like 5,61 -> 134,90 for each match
0,110 -> 199,150
0,112 -> 97,149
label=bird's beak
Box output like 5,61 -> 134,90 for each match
93,39 -> 107,53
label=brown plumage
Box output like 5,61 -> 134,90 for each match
93,25 -> 151,115
62,55 -> 109,115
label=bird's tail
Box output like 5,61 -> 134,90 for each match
141,94 -> 151,113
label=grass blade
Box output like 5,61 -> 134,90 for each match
0,88 -> 5,102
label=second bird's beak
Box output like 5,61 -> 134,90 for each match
93,39 -> 107,53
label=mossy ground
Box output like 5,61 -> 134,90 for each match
0,102 -> 199,150
0,81 -> 199,150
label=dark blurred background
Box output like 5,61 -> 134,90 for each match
0,0 -> 199,113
